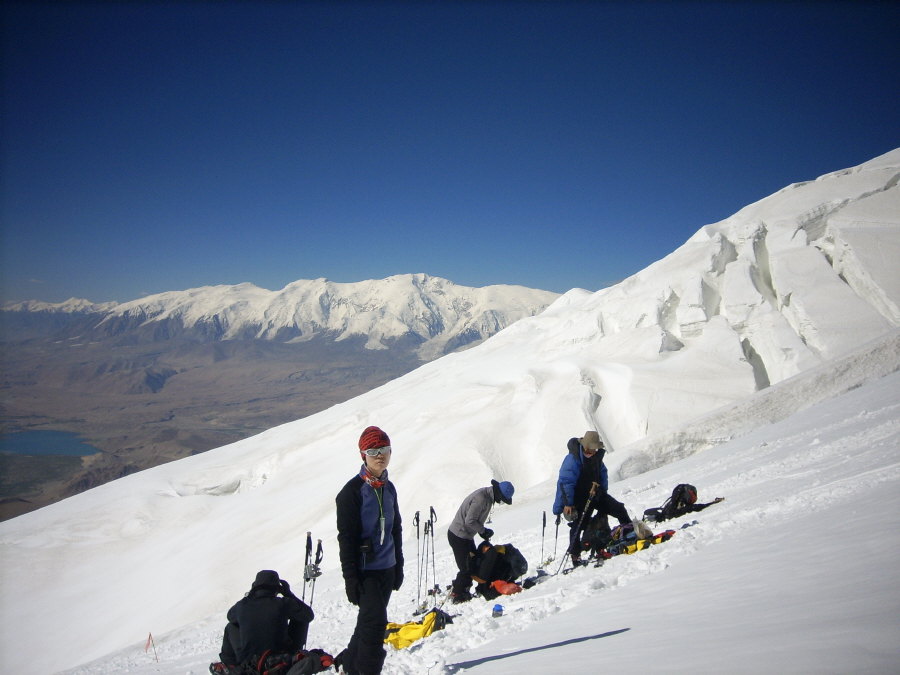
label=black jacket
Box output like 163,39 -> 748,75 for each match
335,472 -> 403,582
225,588 -> 314,663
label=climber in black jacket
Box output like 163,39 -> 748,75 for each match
218,570 -> 314,667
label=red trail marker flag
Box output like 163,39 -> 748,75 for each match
145,632 -> 159,662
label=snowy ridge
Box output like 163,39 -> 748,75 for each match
457,152 -> 900,464
617,328 -> 900,478
1,150 -> 899,674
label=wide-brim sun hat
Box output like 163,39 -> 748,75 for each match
580,431 -> 603,450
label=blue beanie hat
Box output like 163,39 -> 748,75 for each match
491,479 -> 515,504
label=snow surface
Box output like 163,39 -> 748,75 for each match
44,356 -> 900,675
1,150 -> 898,674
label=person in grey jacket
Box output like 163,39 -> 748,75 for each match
447,479 -> 514,603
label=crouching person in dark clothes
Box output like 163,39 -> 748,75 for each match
334,426 -> 404,675
217,570 -> 314,669
469,540 -> 528,600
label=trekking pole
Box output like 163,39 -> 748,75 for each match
424,519 -> 433,607
302,531 -> 312,602
308,539 -> 323,607
553,513 -> 561,560
413,511 -> 421,606
540,511 -> 546,566
555,482 -> 599,576
429,506 -> 438,597
422,520 -> 431,602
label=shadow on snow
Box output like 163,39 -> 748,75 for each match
443,628 -> 631,672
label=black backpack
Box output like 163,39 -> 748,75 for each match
500,544 -> 528,580
643,483 -> 698,523
210,649 -> 333,675
671,484 -> 697,511
580,513 -> 612,555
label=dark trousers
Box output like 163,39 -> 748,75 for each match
569,492 -> 629,555
218,620 -> 306,666
447,530 -> 476,595
289,620 -> 309,654
219,622 -> 240,665
342,567 -> 394,675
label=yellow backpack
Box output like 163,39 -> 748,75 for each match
384,608 -> 453,650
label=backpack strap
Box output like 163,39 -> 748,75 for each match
642,507 -> 664,523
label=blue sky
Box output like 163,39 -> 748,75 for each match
2,1 -> 898,303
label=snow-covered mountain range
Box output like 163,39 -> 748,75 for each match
0,149 -> 897,674
2,298 -> 118,314
3,274 -> 560,360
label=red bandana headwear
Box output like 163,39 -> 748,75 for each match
358,426 -> 390,488
358,426 -> 390,454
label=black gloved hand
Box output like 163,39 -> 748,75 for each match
345,577 -> 360,605
480,528 -> 494,540
279,579 -> 292,596
393,566 -> 404,591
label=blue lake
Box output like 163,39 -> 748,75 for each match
0,430 -> 102,456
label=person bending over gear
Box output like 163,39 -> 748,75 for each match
217,570 -> 314,669
552,430 -> 631,566
335,426 -> 403,675
469,540 -> 528,600
447,479 -> 514,604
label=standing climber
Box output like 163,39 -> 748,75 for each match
552,431 -> 631,565
335,426 -> 404,675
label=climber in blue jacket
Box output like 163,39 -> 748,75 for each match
552,431 -> 631,565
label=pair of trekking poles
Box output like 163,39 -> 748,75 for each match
544,481 -> 599,576
302,507 -> 440,612
413,507 -> 439,610
538,509 -> 562,569
302,531 -> 324,606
